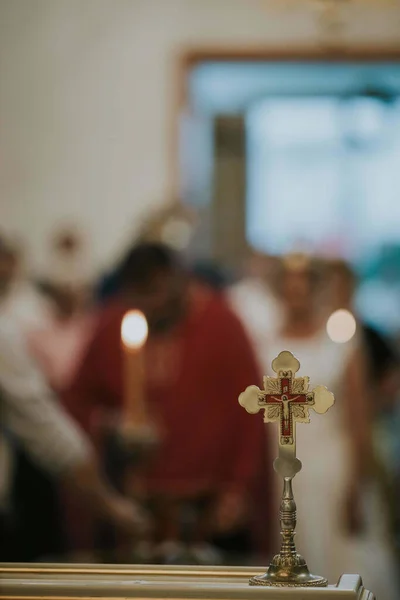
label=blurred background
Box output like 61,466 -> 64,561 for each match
0,0 -> 399,597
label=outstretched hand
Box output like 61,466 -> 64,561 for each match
105,494 -> 151,536
213,490 -> 248,534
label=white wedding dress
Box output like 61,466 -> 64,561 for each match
262,330 -> 398,599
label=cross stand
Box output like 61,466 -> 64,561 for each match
239,350 -> 335,587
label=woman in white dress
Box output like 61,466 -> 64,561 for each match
261,256 -> 398,599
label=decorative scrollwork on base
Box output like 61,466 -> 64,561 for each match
270,553 -> 306,568
249,576 -> 328,587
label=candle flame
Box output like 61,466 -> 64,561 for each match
121,310 -> 148,349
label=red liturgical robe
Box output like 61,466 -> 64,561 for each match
63,285 -> 272,550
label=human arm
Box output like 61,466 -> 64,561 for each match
0,321 -> 146,532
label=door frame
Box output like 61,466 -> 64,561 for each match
170,45 -> 400,196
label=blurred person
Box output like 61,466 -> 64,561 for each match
97,254 -> 229,305
28,286 -> 96,393
95,203 -> 198,304
329,259 -> 400,580
95,202 -> 228,304
261,254 -> 398,598
0,234 -> 95,394
0,236 -> 52,336
356,245 -> 400,336
1,235 -> 146,561
0,235 -> 66,558
227,251 -> 282,357
41,226 -> 92,314
0,312 -> 146,562
64,242 -> 272,564
328,259 -> 399,403
372,351 -> 400,578
191,261 -> 228,291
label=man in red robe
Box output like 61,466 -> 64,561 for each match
64,243 -> 272,561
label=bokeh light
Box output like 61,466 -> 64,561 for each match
326,309 -> 357,344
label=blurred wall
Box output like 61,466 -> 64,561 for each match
1,0 -> 399,273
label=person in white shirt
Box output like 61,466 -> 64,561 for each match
0,237 -> 53,336
227,251 -> 282,357
0,238 -> 146,559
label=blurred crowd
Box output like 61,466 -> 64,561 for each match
0,207 -> 399,597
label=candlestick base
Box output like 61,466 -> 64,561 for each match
249,554 -> 328,587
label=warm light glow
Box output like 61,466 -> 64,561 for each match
326,309 -> 357,344
161,218 -> 193,250
121,310 -> 148,349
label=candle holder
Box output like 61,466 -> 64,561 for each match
103,421 -> 159,474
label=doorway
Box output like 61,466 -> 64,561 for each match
179,56 -> 400,333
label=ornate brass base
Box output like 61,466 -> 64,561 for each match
249,477 -> 328,588
249,554 -> 327,587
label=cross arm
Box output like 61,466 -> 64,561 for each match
238,385 -> 266,414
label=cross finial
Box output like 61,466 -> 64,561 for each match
239,350 -> 334,478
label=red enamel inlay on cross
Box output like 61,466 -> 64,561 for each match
264,376 -> 308,438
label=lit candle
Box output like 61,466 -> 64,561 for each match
121,310 -> 149,426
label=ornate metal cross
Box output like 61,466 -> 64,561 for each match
238,350 -> 335,587
239,350 -> 334,478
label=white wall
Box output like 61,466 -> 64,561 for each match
1,0 -> 399,273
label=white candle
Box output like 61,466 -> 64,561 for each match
121,310 -> 148,426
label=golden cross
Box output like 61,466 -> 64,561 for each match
239,350 -> 334,478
